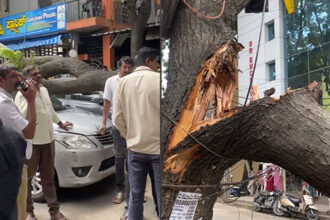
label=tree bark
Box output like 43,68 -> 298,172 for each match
161,0 -> 330,219
163,83 -> 330,219
28,56 -> 115,94
162,0 -> 249,157
128,0 -> 151,57
161,1 -> 251,218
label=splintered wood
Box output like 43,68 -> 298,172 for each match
165,40 -> 244,180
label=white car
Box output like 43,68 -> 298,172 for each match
32,97 -> 116,201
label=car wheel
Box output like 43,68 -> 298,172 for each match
31,171 -> 45,203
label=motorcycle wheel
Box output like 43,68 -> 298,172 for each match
272,200 -> 284,216
306,209 -> 319,220
254,204 -> 262,212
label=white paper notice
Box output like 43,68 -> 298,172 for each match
169,191 -> 202,220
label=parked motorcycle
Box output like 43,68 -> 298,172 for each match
253,191 -> 282,213
273,189 -> 319,220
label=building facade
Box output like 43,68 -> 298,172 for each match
238,0 -> 329,192
285,0 -> 330,111
0,0 -> 160,69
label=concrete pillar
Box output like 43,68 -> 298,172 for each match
103,34 -> 115,70
102,0 -> 115,70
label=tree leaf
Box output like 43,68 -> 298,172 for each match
14,51 -> 23,61
0,48 -> 15,60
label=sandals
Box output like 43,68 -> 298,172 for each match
51,212 -> 67,220
26,213 -> 37,220
113,191 -> 125,204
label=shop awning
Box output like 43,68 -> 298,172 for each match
4,35 -> 62,51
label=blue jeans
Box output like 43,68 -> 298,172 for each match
127,150 -> 160,220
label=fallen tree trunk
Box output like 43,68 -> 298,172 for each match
31,56 -> 115,94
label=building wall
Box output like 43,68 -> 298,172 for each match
238,0 -> 285,105
8,0 -> 38,15
0,0 -> 8,17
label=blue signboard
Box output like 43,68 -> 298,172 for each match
0,3 -> 66,42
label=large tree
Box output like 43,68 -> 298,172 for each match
161,0 -> 330,219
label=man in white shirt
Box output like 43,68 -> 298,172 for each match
0,64 -> 37,220
15,65 -> 72,220
99,56 -> 134,206
113,47 -> 160,220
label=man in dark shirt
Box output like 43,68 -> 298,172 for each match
0,119 -> 26,220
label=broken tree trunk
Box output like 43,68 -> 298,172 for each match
161,0 -> 254,218
161,0 -> 330,219
163,81 -> 330,219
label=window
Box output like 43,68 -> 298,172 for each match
268,62 -> 276,81
267,22 -> 275,41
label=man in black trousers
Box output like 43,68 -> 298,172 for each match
0,119 -> 27,220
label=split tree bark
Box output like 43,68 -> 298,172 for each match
161,0 -> 330,219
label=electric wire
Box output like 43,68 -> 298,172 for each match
182,0 -> 226,20
242,0 -> 267,107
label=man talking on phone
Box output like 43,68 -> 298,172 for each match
15,65 -> 72,220
0,64 -> 37,220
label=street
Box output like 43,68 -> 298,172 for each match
213,202 -> 291,220
33,174 -> 157,220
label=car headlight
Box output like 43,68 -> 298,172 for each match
54,132 -> 96,149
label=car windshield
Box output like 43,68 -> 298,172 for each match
51,96 -> 67,111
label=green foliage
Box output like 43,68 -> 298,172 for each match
0,47 -> 25,71
0,46 -> 36,72
0,47 -> 15,60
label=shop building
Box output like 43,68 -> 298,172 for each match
0,0 -> 160,69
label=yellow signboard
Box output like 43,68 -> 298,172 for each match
0,24 -> 4,35
284,0 -> 295,14
6,15 -> 26,33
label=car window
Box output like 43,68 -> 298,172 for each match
51,96 -> 67,111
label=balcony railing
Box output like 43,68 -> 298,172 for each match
51,0 -> 159,25
52,0 -> 103,22
113,1 -> 160,25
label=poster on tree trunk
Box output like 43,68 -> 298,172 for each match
169,191 -> 201,220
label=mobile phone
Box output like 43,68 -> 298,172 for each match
18,81 -> 28,91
